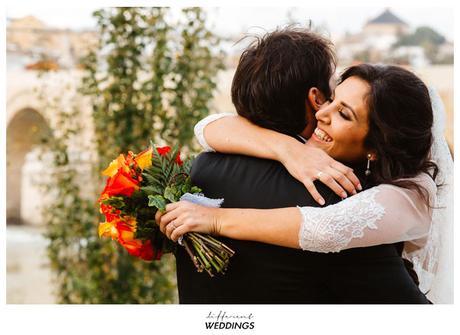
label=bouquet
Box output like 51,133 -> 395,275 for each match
98,142 -> 235,277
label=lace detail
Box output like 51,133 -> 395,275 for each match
194,112 -> 236,152
298,188 -> 385,253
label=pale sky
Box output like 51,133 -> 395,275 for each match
6,6 -> 454,41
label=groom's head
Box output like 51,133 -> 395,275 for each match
231,27 -> 336,138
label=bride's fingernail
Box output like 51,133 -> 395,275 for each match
319,198 -> 325,205
341,192 -> 347,198
357,184 -> 362,191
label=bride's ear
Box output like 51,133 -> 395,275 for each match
307,87 -> 326,111
367,152 -> 378,161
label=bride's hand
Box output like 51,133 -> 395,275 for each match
277,140 -> 362,205
155,201 -> 221,242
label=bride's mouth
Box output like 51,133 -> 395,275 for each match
313,127 -> 333,143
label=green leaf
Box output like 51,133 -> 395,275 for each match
147,195 -> 166,211
101,196 -> 126,209
170,144 -> 179,163
181,183 -> 191,194
191,186 -> 202,194
140,185 -> 163,196
163,186 -> 177,203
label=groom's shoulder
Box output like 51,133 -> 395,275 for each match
190,151 -> 340,206
191,151 -> 284,185
192,151 -> 281,173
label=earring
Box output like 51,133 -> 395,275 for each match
365,154 -> 372,176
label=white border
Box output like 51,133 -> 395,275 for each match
2,0 -> 458,334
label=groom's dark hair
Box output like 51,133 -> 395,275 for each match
231,27 -> 336,135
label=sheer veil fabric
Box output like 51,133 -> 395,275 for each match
403,87 -> 454,304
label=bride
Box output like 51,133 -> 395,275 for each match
157,64 -> 453,304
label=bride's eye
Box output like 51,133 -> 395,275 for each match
338,108 -> 351,121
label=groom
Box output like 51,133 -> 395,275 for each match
175,28 -> 422,303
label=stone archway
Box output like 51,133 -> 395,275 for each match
6,108 -> 52,225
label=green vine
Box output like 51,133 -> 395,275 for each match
37,7 -> 225,303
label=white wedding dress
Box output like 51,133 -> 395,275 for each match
193,93 -> 453,303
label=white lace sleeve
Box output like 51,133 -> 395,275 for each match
194,112 -> 236,152
298,173 -> 436,253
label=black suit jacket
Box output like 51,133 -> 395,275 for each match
175,152 -> 430,304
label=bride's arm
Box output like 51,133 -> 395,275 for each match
195,113 -> 297,160
195,113 -> 361,203
157,175 -> 436,252
295,176 -> 436,252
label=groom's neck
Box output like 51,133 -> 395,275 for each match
276,129 -> 307,144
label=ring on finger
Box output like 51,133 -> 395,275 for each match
316,171 -> 324,180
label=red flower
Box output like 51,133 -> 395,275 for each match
120,239 -> 155,261
101,169 -> 140,197
156,146 -> 183,166
121,239 -> 161,261
156,146 -> 171,156
115,218 -> 160,261
99,217 -> 160,261
175,153 -> 183,166
99,202 -> 121,222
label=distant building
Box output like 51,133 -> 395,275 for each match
336,8 -> 430,66
7,15 -> 97,70
363,8 -> 409,41
362,9 -> 408,52
6,16 -> 98,225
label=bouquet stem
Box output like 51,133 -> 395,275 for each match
183,232 -> 235,277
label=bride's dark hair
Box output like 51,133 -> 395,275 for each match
340,64 -> 438,203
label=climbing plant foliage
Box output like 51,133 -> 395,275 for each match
39,7 -> 225,303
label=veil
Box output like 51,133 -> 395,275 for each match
402,87 -> 454,304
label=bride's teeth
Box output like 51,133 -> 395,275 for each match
315,128 -> 332,142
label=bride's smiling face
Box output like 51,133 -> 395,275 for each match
308,76 -> 371,163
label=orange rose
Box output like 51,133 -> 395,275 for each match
98,217 -> 156,261
99,202 -> 121,222
102,154 -> 131,177
98,221 -> 119,239
134,147 -> 153,170
116,217 -> 157,261
101,169 -> 140,197
120,239 -> 156,261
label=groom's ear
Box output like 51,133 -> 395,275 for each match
307,87 -> 326,111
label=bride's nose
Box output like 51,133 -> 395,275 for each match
315,103 -> 331,123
